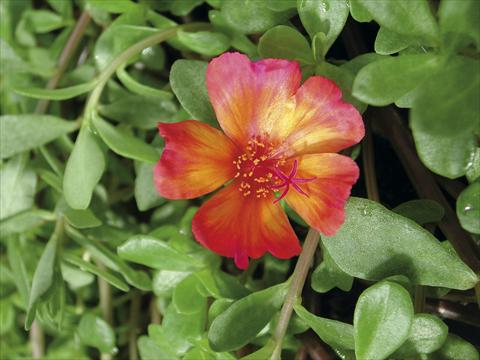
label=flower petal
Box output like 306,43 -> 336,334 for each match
155,121 -> 238,199
192,182 -> 301,269
285,154 -> 359,236
206,52 -> 301,145
277,76 -> 364,157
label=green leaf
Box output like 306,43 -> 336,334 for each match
466,148 -> 480,183
456,182 -> 480,234
0,154 -> 36,220
172,274 -> 207,314
0,300 -> 15,335
26,228 -> 59,329
258,25 -> 314,64
135,162 -> 164,211
354,281 -> 414,360
170,60 -> 216,123
116,65 -> 172,99
63,253 -> 129,292
0,209 -> 55,238
297,0 -> 349,53
356,0 -> 439,43
25,9 -> 66,33
67,227 -> 151,291
92,115 -> 159,163
170,0 -> 203,16
99,94 -> 177,129
393,199 -> 444,225
118,235 -> 205,271
177,30 -> 230,56
322,197 -> 479,290
0,114 -> 76,159
439,0 -> 480,50
432,334 -> 479,360
63,127 -> 106,210
138,336 -> 168,360
410,56 -> 479,179
63,208 -> 102,229
208,10 -> 258,57
151,301 -> 206,355
294,305 -> 354,350
153,270 -> 190,297
194,269 -> 250,300
86,0 -> 138,13
311,244 -> 353,293
7,238 -> 31,306
394,314 -> 448,357
14,81 -> 97,100
221,0 -> 293,34
47,0 -> 73,19
349,0 -> 372,22
374,27 -> 414,55
208,283 -> 287,352
77,313 -> 116,353
95,19 -> 157,71
240,341 -> 275,360
352,54 -> 441,106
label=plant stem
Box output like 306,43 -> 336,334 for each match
271,228 -> 320,360
128,292 -> 141,360
35,10 -> 91,114
83,22 -> 210,122
30,320 -> 45,359
96,261 -> 114,360
362,117 -> 380,202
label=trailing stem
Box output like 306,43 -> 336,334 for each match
83,22 -> 210,122
271,228 -> 320,360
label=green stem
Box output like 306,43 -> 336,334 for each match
83,22 -> 210,122
271,228 -> 320,360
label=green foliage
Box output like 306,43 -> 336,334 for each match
259,25 -> 314,65
2,1 -> 479,359
294,305 -> 354,350
354,281 -> 414,360
63,127 -> 106,210
323,198 -> 478,289
208,283 -> 288,352
393,314 -> 448,357
0,115 -> 77,159
169,60 -> 216,124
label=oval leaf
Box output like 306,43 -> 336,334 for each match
354,281 -> 414,360
258,25 -> 313,64
208,283 -> 287,352
294,305 -> 354,350
118,235 -> 204,271
394,314 -> 448,357
323,197 -> 478,290
393,199 -> 445,225
170,60 -> 215,123
77,313 -> 116,353
93,114 -> 159,163
352,54 -> 441,106
63,127 -> 106,210
297,0 -> 349,53
0,115 -> 77,159
456,182 -> 480,234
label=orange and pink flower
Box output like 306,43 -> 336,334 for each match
155,52 -> 364,269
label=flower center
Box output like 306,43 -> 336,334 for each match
234,138 -> 315,201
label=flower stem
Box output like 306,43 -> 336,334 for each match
271,228 -> 320,360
